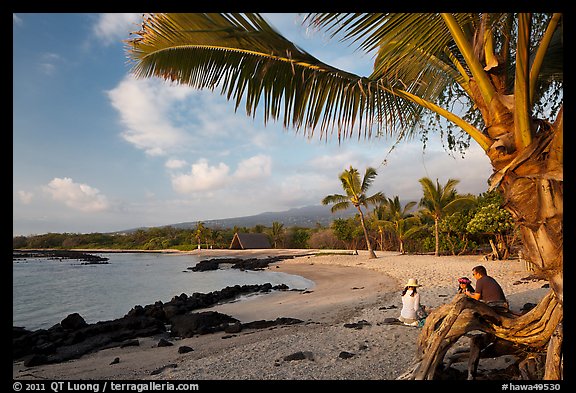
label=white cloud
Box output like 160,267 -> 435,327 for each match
17,190 -> 33,204
250,132 -> 274,149
309,150 -> 366,173
234,154 -> 272,180
93,13 -> 142,46
165,159 -> 187,169
171,159 -> 230,193
107,76 -> 194,156
370,142 -> 493,201
43,177 -> 110,212
42,53 -> 60,61
171,154 -> 274,194
38,52 -> 62,75
39,63 -> 56,75
276,172 -> 335,207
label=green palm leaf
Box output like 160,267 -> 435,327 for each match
307,14 -> 477,101
127,13 -> 424,141
321,165 -> 383,258
127,13 -> 561,151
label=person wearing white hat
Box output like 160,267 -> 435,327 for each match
399,278 -> 423,326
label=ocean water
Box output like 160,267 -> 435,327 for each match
12,252 -> 314,331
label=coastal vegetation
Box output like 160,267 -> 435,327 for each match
373,196 -> 420,255
14,188 -> 516,259
418,178 -> 476,256
124,13 -> 562,379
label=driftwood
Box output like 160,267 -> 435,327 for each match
398,291 -> 562,380
444,333 -> 527,380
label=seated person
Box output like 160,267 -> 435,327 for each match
399,278 -> 423,326
465,265 -> 508,311
457,276 -> 475,294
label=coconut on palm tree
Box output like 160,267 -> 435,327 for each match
322,166 -> 385,259
125,13 -> 562,379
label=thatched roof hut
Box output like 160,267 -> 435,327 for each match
229,233 -> 271,249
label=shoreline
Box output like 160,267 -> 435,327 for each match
13,249 -> 550,380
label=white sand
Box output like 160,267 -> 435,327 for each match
13,249 -> 549,381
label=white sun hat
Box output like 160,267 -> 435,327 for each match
404,278 -> 422,287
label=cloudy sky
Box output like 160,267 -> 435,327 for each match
13,13 -> 494,236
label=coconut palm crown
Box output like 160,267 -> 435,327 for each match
375,196 -> 420,254
322,166 -> 385,259
418,177 -> 476,256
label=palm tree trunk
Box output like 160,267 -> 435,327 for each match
403,119 -> 564,380
434,218 -> 440,256
357,207 -> 377,259
487,121 -> 563,378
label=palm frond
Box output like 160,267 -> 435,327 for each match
364,191 -> 386,207
360,167 -> 378,192
418,177 -> 439,206
126,13 -> 420,142
403,225 -> 424,239
339,167 -> 362,197
444,196 -> 477,215
330,201 -> 352,213
307,14 -> 475,106
127,12 -> 562,154
402,201 -> 418,216
439,178 -> 460,204
321,194 -> 349,206
418,176 -> 465,218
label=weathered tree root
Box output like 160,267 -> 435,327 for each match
397,291 -> 562,380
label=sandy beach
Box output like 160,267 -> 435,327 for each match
13,249 -> 549,381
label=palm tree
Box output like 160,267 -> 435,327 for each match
126,13 -> 563,379
376,196 -> 421,254
418,177 -> 475,256
209,228 -> 223,249
322,166 -> 385,259
371,203 -> 392,251
194,221 -> 206,249
269,221 -> 285,248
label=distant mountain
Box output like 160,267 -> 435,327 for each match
120,205 -> 357,233
171,205 -> 359,229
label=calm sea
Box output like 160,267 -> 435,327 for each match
12,252 -> 314,331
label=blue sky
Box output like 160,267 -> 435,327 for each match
13,13 -> 494,236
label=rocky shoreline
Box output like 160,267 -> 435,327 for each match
13,250 -> 551,381
13,253 -> 303,368
13,249 -> 110,264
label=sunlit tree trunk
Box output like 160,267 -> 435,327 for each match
434,218 -> 440,256
357,207 -> 377,258
401,109 -> 563,380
